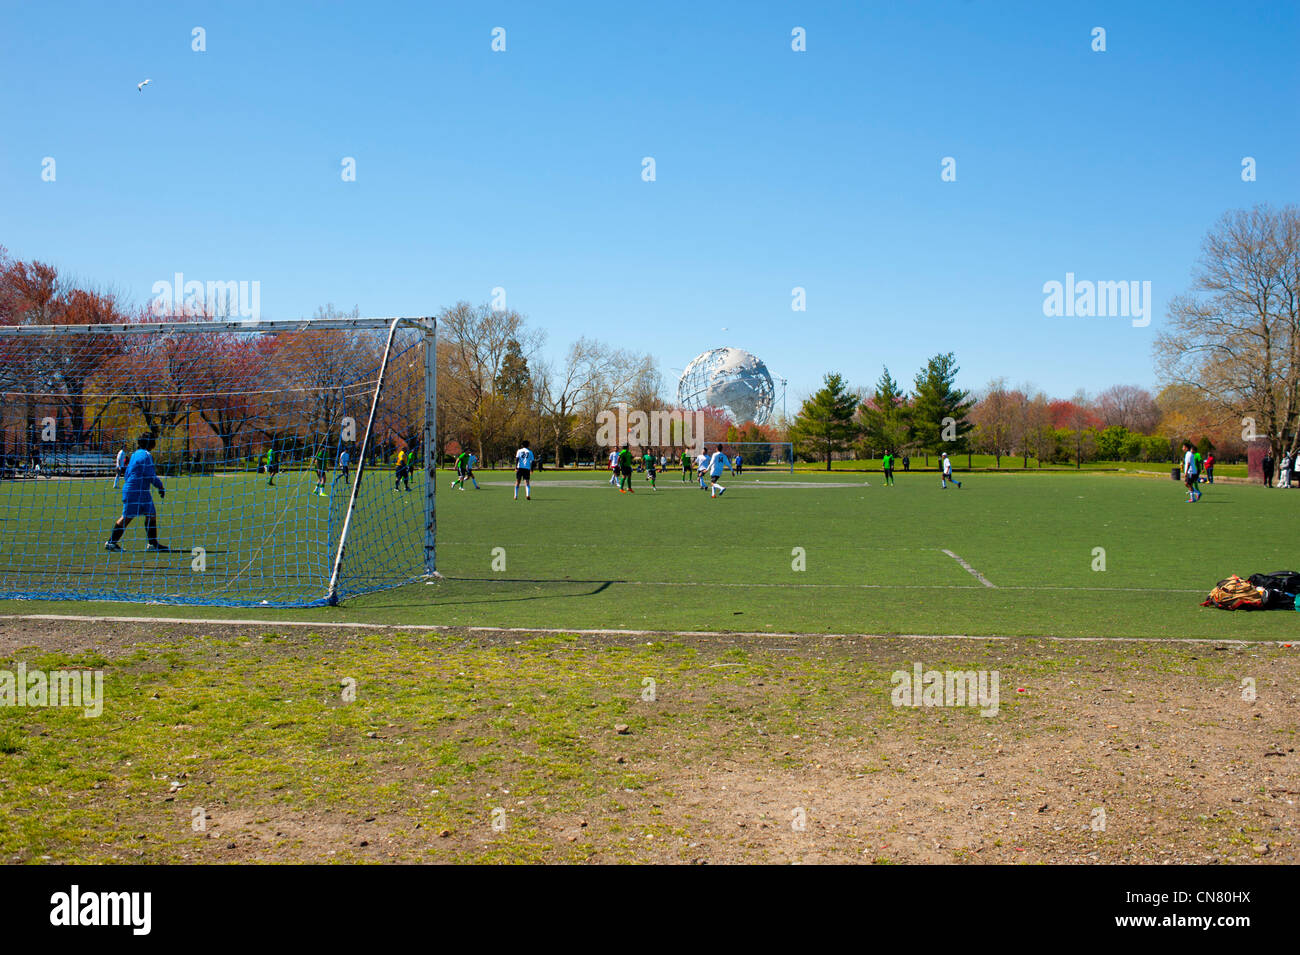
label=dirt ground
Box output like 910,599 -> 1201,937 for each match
1,617 -> 1296,864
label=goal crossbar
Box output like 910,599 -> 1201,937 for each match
0,317 -> 426,336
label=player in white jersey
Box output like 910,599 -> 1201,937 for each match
608,448 -> 620,487
706,447 -> 734,498
112,447 -> 127,488
695,451 -> 709,489
514,440 -> 534,500
1182,442 -> 1200,502
940,452 -> 962,489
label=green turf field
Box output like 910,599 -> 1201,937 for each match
1,467 -> 1296,639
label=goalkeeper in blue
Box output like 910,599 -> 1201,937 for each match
105,433 -> 172,552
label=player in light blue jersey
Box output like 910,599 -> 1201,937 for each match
707,447 -> 734,498
514,440 -> 534,500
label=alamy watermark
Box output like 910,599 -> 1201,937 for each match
1042,273 -> 1151,328
595,403 -> 705,452
49,885 -> 150,935
150,271 -> 261,321
891,662 -> 999,717
1,663 -> 103,717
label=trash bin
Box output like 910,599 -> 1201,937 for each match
1171,467 -> 1181,481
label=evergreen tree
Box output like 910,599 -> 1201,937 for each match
860,366 -> 912,455
911,352 -> 973,457
790,373 -> 859,470
495,338 -> 531,400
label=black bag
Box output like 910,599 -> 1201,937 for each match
1248,570 -> 1300,593
1247,571 -> 1300,609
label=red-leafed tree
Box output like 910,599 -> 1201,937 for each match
1050,394 -> 1103,468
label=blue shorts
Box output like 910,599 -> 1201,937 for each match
122,495 -> 156,519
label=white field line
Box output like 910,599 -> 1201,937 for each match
941,549 -> 996,588
0,614 -> 1294,646
432,578 -> 1202,593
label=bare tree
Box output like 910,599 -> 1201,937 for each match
1155,204 -> 1300,458
1096,384 -> 1160,433
537,337 -> 603,467
438,301 -> 542,463
970,378 -> 1017,467
1022,392 -> 1054,467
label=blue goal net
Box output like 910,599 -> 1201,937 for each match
0,318 -> 434,607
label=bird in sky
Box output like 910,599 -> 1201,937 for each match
137,78 -> 151,92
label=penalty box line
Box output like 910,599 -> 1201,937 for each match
941,549 -> 996,588
0,613 -> 1294,647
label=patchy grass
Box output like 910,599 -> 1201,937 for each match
0,620 -> 1296,863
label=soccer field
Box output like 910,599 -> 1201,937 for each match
1,468 -> 1294,639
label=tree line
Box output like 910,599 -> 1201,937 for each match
790,359 -> 1248,470
5,201 -> 1295,471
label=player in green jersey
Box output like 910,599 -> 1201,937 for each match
314,447 -> 328,496
617,446 -> 635,493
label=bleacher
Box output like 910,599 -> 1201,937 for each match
2,451 -> 116,478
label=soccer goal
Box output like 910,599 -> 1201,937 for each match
0,316 -> 436,608
716,441 -> 794,473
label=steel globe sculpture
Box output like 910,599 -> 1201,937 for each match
676,347 -> 775,425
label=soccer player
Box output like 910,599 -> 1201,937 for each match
314,446 -> 328,496
617,445 -> 635,493
265,446 -> 278,487
643,449 -> 657,489
608,448 -> 621,488
452,450 -> 479,490
112,446 -> 127,488
394,447 -> 411,491
104,433 -> 171,552
337,447 -> 351,485
882,450 -> 895,486
695,450 -> 709,489
1182,441 -> 1201,502
514,440 -> 534,500
940,452 -> 962,489
706,446 -> 734,498
681,449 -> 692,482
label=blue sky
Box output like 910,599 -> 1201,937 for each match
2,1 -> 1296,406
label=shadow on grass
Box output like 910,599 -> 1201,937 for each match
354,576 -> 615,609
